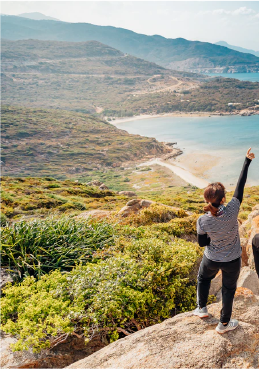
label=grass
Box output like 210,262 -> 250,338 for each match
1,217 -> 115,279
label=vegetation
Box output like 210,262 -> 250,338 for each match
1,223 -> 202,352
1,217 -> 115,279
1,106 -> 169,177
1,175 -> 258,353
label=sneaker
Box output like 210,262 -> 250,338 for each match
193,306 -> 209,318
215,319 -> 239,334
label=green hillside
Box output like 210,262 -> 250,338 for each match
1,106 -> 169,178
2,39 -> 259,116
2,15 -> 259,72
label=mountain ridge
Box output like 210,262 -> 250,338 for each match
1,15 -> 259,73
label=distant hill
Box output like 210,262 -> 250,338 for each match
1,106 -> 169,178
2,39 -> 259,117
1,15 -> 259,73
215,41 -> 259,58
18,12 -> 60,21
1,39 -> 203,115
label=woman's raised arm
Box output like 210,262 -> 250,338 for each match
233,148 -> 255,204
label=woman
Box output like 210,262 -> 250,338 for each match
194,148 -> 255,334
252,233 -> 259,278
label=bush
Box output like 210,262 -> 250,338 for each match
120,204 -> 188,226
0,212 -> 7,226
1,238 -> 202,352
1,217 -> 115,279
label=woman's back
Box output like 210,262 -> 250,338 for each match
197,197 -> 241,262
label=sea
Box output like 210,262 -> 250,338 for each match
206,73 -> 259,82
118,73 -> 259,187
118,115 -> 259,187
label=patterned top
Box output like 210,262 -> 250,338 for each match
197,197 -> 241,262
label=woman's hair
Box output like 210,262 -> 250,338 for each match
203,182 -> 226,217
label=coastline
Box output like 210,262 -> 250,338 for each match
138,158 -> 209,189
110,110 -> 259,125
111,112 -> 222,125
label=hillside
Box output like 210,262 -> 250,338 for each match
2,39 -> 259,117
216,41 -> 259,58
1,15 -> 259,73
1,106 -> 170,178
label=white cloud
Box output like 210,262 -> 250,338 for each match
199,7 -> 256,17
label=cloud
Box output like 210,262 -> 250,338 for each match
199,7 -> 256,17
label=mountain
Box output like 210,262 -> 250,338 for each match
1,15 -> 259,73
2,39 -> 259,117
216,41 -> 259,58
0,39 -> 203,116
17,12 -> 60,21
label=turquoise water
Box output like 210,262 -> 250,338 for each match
206,73 -> 259,82
118,115 -> 259,186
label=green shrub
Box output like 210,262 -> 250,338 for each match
1,238 -> 201,352
0,212 -> 8,226
1,217 -> 115,279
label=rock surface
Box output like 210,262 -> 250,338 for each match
0,333 -> 105,369
65,287 -> 259,369
0,269 -> 14,291
240,205 -> 259,270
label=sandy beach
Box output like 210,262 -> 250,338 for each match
111,112 -> 224,125
138,158 -> 209,189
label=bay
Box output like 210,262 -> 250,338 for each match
206,73 -> 259,82
118,115 -> 259,187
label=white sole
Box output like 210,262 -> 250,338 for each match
215,326 -> 238,334
193,313 -> 209,318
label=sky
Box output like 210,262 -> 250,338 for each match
1,1 -> 259,50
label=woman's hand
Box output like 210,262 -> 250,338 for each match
246,148 -> 255,160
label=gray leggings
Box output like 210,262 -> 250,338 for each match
197,255 -> 241,323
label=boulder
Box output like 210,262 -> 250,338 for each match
0,269 -> 14,291
237,266 -> 259,295
0,332 -> 105,369
99,184 -> 109,190
76,210 -> 111,220
86,180 -> 103,187
209,271 -> 222,296
65,287 -> 259,369
117,199 -> 152,218
118,191 -> 137,197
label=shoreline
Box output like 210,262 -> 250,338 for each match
110,110 -> 259,125
138,158 -> 209,189
111,112 -> 222,125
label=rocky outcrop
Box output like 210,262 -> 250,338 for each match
0,269 -> 14,291
86,180 -> 109,191
0,333 -> 105,369
65,287 -> 259,369
240,204 -> 259,269
117,199 -> 154,217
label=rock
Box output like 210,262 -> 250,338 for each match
0,332 -> 105,369
76,210 -> 112,220
209,271 -> 222,296
140,199 -> 154,208
65,287 -> 259,369
126,199 -> 140,206
237,266 -> 259,295
117,199 -> 155,218
86,180 -> 102,187
0,269 -> 14,291
99,184 -> 109,190
118,191 -> 137,197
